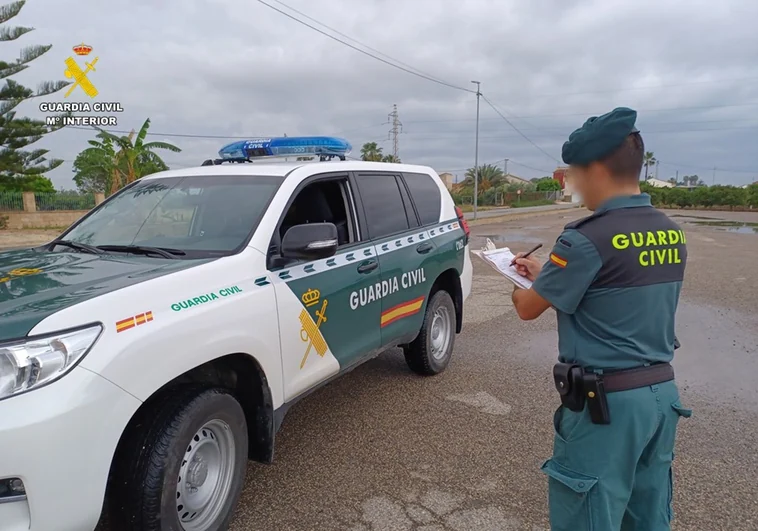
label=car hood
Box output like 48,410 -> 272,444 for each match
0,248 -> 212,340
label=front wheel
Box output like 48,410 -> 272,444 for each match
109,387 -> 248,531
404,290 -> 457,375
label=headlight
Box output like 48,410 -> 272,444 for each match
0,324 -> 102,401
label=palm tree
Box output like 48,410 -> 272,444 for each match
381,154 -> 401,163
464,164 -> 505,194
88,118 -> 181,194
360,142 -> 383,162
643,152 -> 657,181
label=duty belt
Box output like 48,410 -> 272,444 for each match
553,362 -> 675,425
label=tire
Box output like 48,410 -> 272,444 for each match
109,387 -> 248,531
404,289 -> 457,375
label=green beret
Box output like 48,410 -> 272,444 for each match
561,107 -> 639,165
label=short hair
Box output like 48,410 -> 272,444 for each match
600,132 -> 644,181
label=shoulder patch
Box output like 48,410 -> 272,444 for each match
549,252 -> 568,268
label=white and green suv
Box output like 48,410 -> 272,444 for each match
0,159 -> 473,531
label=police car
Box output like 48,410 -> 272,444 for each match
0,136 -> 473,531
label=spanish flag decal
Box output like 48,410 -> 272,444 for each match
549,253 -> 568,268
116,311 -> 153,333
380,296 -> 425,328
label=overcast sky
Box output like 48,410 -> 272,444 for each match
9,0 -> 758,189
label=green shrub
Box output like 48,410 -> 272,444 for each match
641,182 -> 751,209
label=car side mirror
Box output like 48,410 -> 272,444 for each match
281,222 -> 338,260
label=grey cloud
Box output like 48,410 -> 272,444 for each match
10,0 -> 758,189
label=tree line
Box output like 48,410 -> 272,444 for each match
448,163 -> 561,208
641,182 -> 758,209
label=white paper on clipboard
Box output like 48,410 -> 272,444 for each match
472,238 -> 533,289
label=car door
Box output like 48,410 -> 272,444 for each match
353,172 -> 441,348
268,173 -> 382,402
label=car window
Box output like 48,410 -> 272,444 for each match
396,176 -> 419,228
278,178 -> 358,247
356,173 -> 410,239
403,172 -> 442,226
61,175 -> 283,258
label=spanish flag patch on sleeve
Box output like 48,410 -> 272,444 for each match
549,253 -> 568,268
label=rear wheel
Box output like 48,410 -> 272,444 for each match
404,290 -> 456,375
109,387 -> 248,531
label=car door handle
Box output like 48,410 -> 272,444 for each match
416,242 -> 434,254
357,259 -> 378,274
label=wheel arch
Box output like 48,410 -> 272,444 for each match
106,352 -> 276,496
430,267 -> 463,333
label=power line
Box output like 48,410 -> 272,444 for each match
439,158 -> 553,175
268,0 -> 454,88
397,119 -> 758,136
394,102 -> 758,124
396,124 -> 758,140
657,160 -> 756,175
254,0 -> 475,93
65,126 -> 264,140
480,94 -> 560,163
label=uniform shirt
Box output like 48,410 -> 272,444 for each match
532,193 -> 687,371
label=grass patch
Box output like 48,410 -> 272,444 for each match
508,199 -> 555,208
455,204 -> 500,212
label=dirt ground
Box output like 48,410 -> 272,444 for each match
0,229 -> 63,250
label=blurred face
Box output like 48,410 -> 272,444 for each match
567,164 -> 604,211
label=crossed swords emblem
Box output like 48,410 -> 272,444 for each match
64,56 -> 99,98
299,298 -> 328,369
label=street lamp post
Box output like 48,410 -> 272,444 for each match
471,81 -> 481,219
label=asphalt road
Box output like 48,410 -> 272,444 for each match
462,202 -> 580,221
224,208 -> 758,531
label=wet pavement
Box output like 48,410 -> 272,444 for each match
223,208 -> 758,531
86,207 -> 758,530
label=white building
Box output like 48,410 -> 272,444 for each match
645,178 -> 675,188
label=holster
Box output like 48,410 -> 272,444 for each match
553,363 -> 612,424
553,363 -> 585,412
582,372 -> 611,425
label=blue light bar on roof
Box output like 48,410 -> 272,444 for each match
218,136 -> 352,160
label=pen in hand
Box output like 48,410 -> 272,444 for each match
510,243 -> 543,267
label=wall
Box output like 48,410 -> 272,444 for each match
437,172 -> 454,190
3,210 -> 88,230
553,167 -> 568,189
1,192 -> 103,229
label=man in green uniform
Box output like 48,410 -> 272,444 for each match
511,107 -> 692,530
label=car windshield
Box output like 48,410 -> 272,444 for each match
59,174 -> 284,258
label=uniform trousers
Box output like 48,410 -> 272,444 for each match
541,380 -> 691,530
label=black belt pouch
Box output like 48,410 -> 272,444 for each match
553,363 -> 585,412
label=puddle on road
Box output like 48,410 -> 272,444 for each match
671,214 -> 724,221
686,220 -> 758,234
500,301 -> 758,411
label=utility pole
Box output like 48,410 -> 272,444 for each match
712,167 -> 716,185
504,158 -> 509,176
387,104 -> 403,161
676,170 -> 679,184
471,81 -> 481,219
655,160 -> 659,180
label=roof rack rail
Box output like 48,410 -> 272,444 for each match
202,136 -> 351,166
